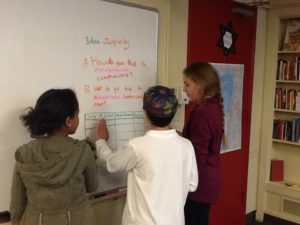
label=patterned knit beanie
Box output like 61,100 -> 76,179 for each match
143,85 -> 178,117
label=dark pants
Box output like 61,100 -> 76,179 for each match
184,199 -> 211,225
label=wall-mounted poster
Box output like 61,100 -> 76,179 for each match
211,63 -> 244,153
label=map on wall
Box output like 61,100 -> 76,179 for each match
211,63 -> 244,153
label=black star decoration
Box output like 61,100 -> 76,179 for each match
217,21 -> 238,57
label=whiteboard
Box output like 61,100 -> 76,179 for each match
0,0 -> 158,211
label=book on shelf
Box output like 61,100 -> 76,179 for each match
292,117 -> 300,142
273,117 -> 300,142
297,94 -> 300,111
274,87 -> 300,110
276,57 -> 300,81
282,18 -> 300,51
270,159 -> 284,182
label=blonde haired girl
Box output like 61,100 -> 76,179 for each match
182,62 -> 224,225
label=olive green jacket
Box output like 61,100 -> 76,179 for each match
10,136 -> 98,225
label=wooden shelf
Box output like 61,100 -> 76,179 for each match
278,51 -> 300,54
272,139 -> 300,146
274,109 -> 300,114
265,181 -> 300,199
276,80 -> 300,84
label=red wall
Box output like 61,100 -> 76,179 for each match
186,1 -> 257,225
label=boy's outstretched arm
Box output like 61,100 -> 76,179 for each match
95,119 -> 137,173
96,118 -> 109,141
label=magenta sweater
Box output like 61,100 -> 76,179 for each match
183,97 -> 223,204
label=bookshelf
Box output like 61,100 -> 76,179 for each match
273,42 -> 300,143
257,8 -> 300,224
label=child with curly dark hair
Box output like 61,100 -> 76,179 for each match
10,88 -> 98,225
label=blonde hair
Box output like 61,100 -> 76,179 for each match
183,62 -> 226,140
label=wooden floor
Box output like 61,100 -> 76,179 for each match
246,212 -> 300,225
0,221 -> 278,225
248,218 -> 298,225
0,220 -> 287,225
0,215 -> 295,225
248,222 -> 273,225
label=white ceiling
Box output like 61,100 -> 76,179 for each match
233,0 -> 300,8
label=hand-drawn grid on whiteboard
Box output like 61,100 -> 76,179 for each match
84,111 -> 146,196
85,111 -> 145,150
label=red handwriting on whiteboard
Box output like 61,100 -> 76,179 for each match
94,68 -> 129,73
123,95 -> 143,99
141,61 -> 147,67
93,95 -> 143,101
94,95 -> 121,100
83,57 -> 114,67
94,101 -> 106,107
93,86 -> 121,94
102,37 -> 130,50
84,36 -> 130,50
85,85 -> 144,94
97,72 -> 133,81
83,84 -> 145,107
83,57 -> 142,68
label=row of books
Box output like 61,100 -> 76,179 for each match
273,118 -> 300,142
274,88 -> 300,111
276,57 -> 300,81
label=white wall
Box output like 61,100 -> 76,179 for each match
246,7 -> 268,214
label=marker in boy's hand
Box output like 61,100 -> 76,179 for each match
96,118 -> 109,141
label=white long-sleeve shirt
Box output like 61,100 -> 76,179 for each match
96,129 -> 198,225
